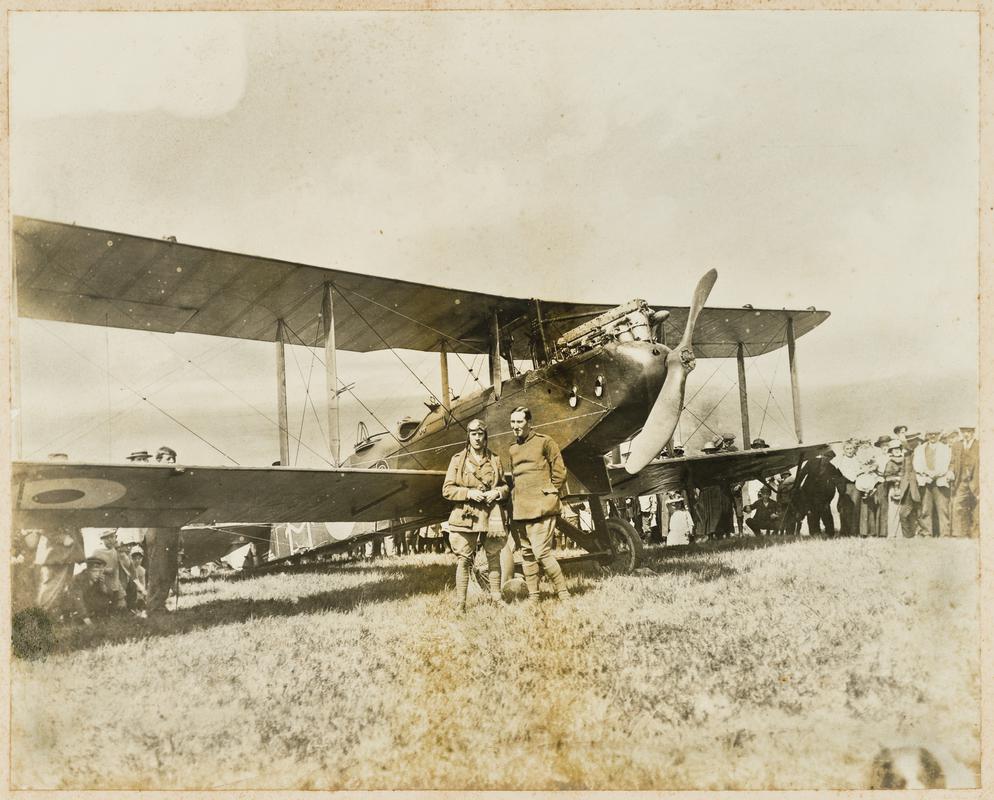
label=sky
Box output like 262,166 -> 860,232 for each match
9,11 -> 980,466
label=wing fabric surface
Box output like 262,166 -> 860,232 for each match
15,216 -> 829,358
12,461 -> 449,529
606,444 -> 833,499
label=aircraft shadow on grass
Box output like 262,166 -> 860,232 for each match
22,537 -> 804,658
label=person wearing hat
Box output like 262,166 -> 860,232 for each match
694,483 -> 733,539
144,447 -> 183,614
743,485 -> 779,536
442,418 -> 512,611
113,538 -> 141,611
949,426 -> 979,538
630,494 -> 658,542
126,450 -> 151,462
913,430 -> 952,537
750,438 -> 770,449
90,530 -> 128,612
720,434 -> 739,453
665,492 -> 692,546
774,470 -> 796,535
155,446 -> 177,463
873,436 -> 895,466
68,555 -> 116,622
874,441 -> 919,538
794,454 -> 840,537
831,439 -> 863,536
129,546 -> 148,607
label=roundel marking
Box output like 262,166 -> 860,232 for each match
374,460 -> 390,470
21,478 -> 129,510
32,489 -> 86,504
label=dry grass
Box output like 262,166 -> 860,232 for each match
11,537 -> 979,790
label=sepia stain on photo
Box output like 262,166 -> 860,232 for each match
6,8 -> 982,792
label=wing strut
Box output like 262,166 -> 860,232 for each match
322,284 -> 341,465
489,310 -> 502,399
736,342 -> 751,448
786,317 -> 803,444
275,319 -> 290,464
439,340 -> 451,411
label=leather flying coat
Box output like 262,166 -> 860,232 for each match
442,447 -> 510,531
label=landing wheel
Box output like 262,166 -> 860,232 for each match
602,517 -> 643,573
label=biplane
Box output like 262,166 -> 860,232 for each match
11,216 -> 832,572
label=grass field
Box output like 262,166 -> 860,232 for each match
11,536 -> 980,790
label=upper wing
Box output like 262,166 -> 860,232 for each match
15,216 -> 829,358
12,460 -> 449,529
606,444 -> 834,498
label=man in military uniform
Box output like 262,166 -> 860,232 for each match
508,407 -> 569,602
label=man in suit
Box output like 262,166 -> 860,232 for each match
745,486 -> 780,536
508,407 -> 569,602
913,430 -> 951,537
949,426 -> 979,538
794,454 -> 840,536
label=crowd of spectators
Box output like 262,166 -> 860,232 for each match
616,425 -> 980,544
12,446 -> 181,624
13,526 -> 148,625
14,426 -> 979,619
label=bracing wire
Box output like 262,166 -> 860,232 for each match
452,351 -> 488,396
25,255 -> 325,462
26,328 -> 264,461
681,320 -> 791,445
36,323 -> 242,464
285,334 -> 329,464
281,321 -> 430,470
332,283 -> 487,355
743,341 -> 794,437
455,353 -> 477,398
684,380 -> 740,443
288,342 -> 310,466
748,351 -> 790,440
331,284 -> 467,435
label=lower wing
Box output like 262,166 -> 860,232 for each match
606,444 -> 833,498
13,461 -> 449,529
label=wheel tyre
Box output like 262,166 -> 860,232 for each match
604,518 -> 644,573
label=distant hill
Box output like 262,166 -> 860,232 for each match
343,369 -> 977,458
22,367 -> 976,466
669,369 -> 978,451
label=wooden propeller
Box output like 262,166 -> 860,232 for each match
624,269 -> 718,474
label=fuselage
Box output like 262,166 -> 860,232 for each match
342,338 -> 670,480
